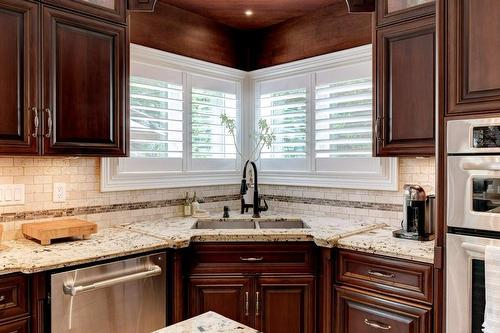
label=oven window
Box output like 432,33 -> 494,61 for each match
473,179 -> 500,212
472,259 -> 486,333
473,126 -> 500,148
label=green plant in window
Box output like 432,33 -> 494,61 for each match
220,113 -> 275,161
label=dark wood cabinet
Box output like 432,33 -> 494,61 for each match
256,276 -> 315,333
374,14 -> 436,156
42,0 -> 126,23
446,0 -> 500,116
185,243 -> 317,333
377,0 -> 435,26
0,0 -> 129,157
41,6 -> 128,156
188,276 -> 252,326
0,274 -> 30,333
0,0 -> 39,155
335,286 -> 431,333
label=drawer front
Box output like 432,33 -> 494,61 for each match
335,287 -> 431,333
336,250 -> 433,304
0,318 -> 29,333
189,243 -> 316,274
0,275 -> 29,322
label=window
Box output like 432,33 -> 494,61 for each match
102,44 -> 397,191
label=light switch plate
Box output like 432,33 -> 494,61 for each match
53,183 -> 66,202
0,184 -> 25,206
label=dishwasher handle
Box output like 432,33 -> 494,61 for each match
63,265 -> 162,296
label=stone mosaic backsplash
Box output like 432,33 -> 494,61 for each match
0,156 -> 434,240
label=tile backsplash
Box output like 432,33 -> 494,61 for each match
0,157 -> 434,240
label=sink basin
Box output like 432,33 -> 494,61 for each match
192,219 -> 256,229
258,218 -> 310,229
191,218 -> 310,230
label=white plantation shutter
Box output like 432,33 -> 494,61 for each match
190,75 -> 239,170
258,75 -> 308,171
314,61 -> 375,172
126,63 -> 184,172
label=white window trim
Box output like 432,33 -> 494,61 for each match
102,44 -> 398,192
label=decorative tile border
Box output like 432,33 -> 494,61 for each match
263,195 -> 402,212
0,193 -> 402,223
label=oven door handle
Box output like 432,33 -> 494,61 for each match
462,162 -> 500,171
63,265 -> 162,296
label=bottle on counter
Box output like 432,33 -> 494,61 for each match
183,192 -> 192,216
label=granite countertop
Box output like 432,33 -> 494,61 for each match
154,312 -> 258,333
0,212 -> 435,275
337,226 -> 435,264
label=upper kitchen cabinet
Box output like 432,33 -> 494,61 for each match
374,6 -> 436,157
446,0 -> 500,116
377,0 -> 435,26
41,0 -> 126,23
41,6 -> 128,156
0,0 -> 129,157
0,0 -> 39,155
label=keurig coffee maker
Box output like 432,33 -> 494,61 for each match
393,184 -> 435,241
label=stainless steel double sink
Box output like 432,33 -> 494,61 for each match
191,218 -> 310,230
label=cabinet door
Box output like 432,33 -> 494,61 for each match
42,0 -> 126,23
0,318 -> 29,333
335,287 -> 431,333
447,0 -> 500,116
375,15 -> 435,157
188,276 -> 252,327
255,276 -> 315,333
41,6 -> 128,156
0,0 -> 39,155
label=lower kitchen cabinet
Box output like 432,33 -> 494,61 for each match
334,287 -> 431,333
256,276 -> 315,333
188,276 -> 252,326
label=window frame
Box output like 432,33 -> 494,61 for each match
102,44 -> 398,192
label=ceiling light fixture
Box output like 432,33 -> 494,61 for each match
245,10 -> 253,16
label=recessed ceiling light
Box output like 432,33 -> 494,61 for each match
245,10 -> 253,16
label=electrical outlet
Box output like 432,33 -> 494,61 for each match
53,183 -> 66,202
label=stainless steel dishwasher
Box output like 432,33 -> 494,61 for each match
50,252 -> 166,333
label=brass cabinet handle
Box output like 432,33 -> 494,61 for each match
368,270 -> 395,279
255,292 -> 260,317
245,292 -> 249,316
45,108 -> 52,138
240,257 -> 264,262
364,319 -> 391,330
31,107 -> 39,138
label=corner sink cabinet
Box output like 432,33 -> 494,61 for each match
0,0 -> 128,157
185,243 -> 317,333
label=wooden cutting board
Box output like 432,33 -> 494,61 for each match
22,219 -> 97,245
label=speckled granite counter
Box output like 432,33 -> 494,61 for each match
337,226 -> 435,264
0,227 -> 167,274
0,213 -> 434,275
154,312 -> 257,333
119,214 -> 385,248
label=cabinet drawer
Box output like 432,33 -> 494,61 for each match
336,250 -> 433,304
0,318 -> 29,333
188,243 -> 316,274
335,286 -> 431,333
0,275 -> 29,322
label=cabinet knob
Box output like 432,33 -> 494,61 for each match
364,319 -> 391,330
45,108 -> 52,138
31,107 -> 39,138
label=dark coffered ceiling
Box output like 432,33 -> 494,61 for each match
159,0 -> 341,30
